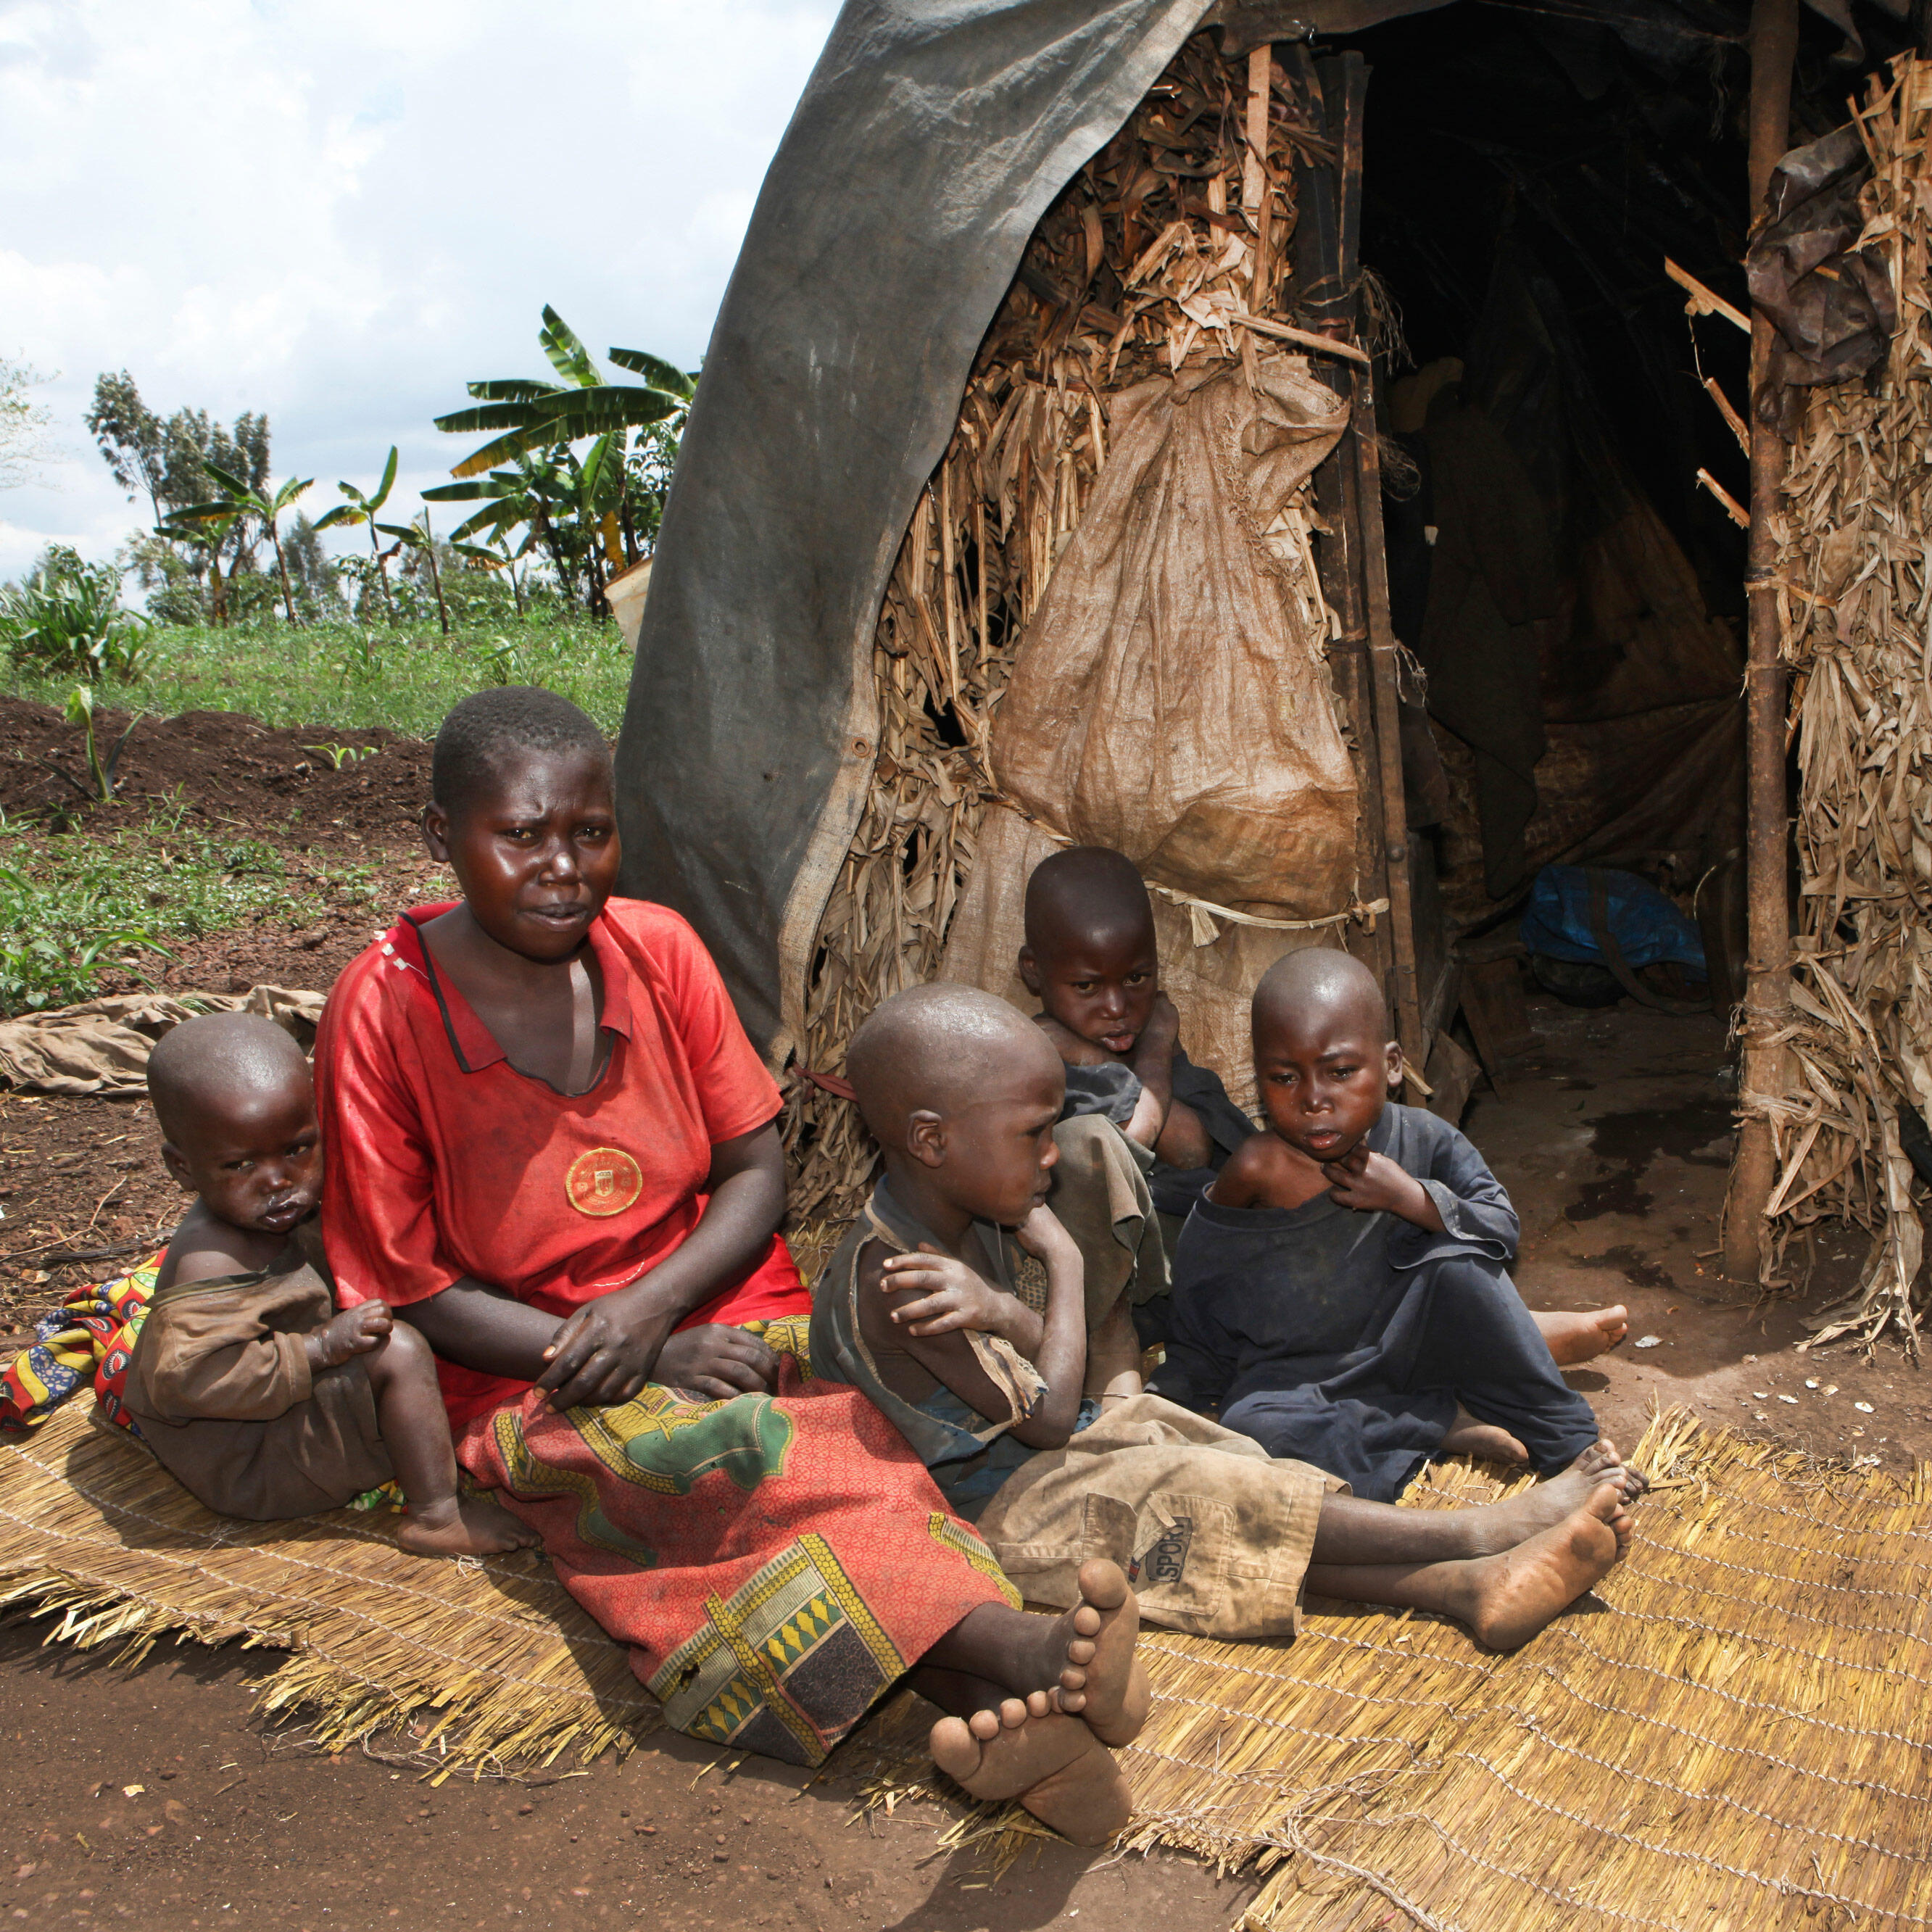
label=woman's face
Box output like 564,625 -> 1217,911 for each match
423,748 -> 622,964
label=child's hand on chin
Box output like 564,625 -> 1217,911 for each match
1321,1145 -> 1437,1227
1012,1203 -> 1079,1266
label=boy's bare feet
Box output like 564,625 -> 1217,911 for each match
1452,1440 -> 1643,1556
1439,1405 -> 1528,1466
929,1705 -> 1132,1846
393,1494 -> 539,1557
1535,1305 -> 1629,1367
1047,1559 -> 1150,1747
1443,1488 -> 1624,1649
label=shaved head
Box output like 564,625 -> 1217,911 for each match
1253,947 -> 1388,1046
1023,846 -> 1154,961
148,1011 -> 312,1153
847,983 -> 1063,1143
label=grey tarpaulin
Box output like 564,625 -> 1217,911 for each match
613,0 -> 1211,1062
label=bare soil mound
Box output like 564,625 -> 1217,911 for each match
0,696 -> 431,850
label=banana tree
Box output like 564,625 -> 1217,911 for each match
451,531 -> 536,618
434,307 -> 694,568
154,509 -> 237,626
167,465 -> 313,625
376,509 -> 451,635
313,446 -> 400,623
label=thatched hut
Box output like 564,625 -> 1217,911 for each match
615,0 -> 1932,1339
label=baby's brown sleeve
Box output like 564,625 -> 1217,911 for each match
138,1295 -> 315,1424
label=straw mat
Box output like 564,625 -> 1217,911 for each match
1,1405 -> 1927,1928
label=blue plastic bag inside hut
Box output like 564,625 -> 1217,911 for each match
1518,866 -> 1707,975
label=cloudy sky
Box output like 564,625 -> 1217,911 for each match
0,0 -> 837,580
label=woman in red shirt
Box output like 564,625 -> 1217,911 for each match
315,689 -> 1145,1841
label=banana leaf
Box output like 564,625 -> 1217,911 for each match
608,348 -> 697,397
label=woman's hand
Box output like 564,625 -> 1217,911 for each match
653,1324 -> 779,1401
879,1244 -> 1021,1341
534,1293 -> 682,1409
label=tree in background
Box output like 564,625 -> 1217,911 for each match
279,513 -> 347,623
85,373 -> 272,618
427,307 -> 693,613
313,446 -> 401,623
165,465 -> 313,626
0,357 -> 57,491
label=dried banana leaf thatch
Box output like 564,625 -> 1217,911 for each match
784,33 -> 1339,1224
1767,55 -> 1932,1353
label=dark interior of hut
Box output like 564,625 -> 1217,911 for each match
1322,1 -> 1903,1060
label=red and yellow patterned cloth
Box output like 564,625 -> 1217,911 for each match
0,1253 -> 159,1435
462,1352 -> 1019,1767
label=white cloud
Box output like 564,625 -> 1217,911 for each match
0,0 -> 835,578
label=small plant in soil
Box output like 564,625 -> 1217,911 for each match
0,802 -> 369,1016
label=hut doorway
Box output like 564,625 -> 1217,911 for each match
1296,6 -> 1765,1134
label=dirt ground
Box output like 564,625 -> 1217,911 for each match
3,703 -> 1926,1931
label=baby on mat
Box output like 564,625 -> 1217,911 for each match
123,1010 -> 534,1556
1153,948 -> 1622,1501
813,982 -> 1643,1654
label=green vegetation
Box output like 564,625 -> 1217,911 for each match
0,800 -> 376,1015
0,546 -> 153,683
1,615 -> 636,739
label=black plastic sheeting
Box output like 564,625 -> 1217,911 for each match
613,0 -> 1206,1059
614,0 -> 1899,1061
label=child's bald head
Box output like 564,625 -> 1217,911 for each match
847,984 -> 1066,1225
149,1012 -> 312,1154
1252,948 -> 1388,1050
1022,847 -> 1154,961
1019,847 -> 1161,1058
149,1013 -> 322,1237
1249,948 -> 1400,1164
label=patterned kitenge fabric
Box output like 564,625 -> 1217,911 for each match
0,1253 -> 160,1435
459,1356 -> 1018,1767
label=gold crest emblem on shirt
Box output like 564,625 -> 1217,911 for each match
565,1147 -> 643,1217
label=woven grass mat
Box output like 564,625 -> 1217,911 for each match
3,1407 -> 1928,1928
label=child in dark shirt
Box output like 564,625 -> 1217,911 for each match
1153,949 -> 1622,1502
1020,847 -> 1626,1367
125,1011 -> 535,1556
1019,846 -> 1254,1219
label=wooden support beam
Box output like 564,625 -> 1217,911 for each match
1722,0 -> 1801,1285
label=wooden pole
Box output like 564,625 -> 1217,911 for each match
1287,48 -> 1393,998
1325,51 -> 1425,1073
1244,46 -> 1272,305
1721,0 -> 1800,1283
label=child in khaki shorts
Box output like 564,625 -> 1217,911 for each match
813,983 -> 1643,1654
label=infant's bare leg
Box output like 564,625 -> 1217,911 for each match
361,1324 -> 536,1557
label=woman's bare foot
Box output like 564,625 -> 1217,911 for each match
1048,1559 -> 1150,1747
393,1494 -> 539,1557
1535,1306 -> 1629,1367
1452,1440 -> 1643,1556
1443,1490 -> 1623,1649
930,1707 -> 1131,1847
1438,1405 -> 1528,1466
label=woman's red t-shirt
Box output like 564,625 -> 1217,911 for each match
315,897 -> 807,1430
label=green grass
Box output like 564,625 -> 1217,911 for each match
0,800 -> 378,1015
2,615 -> 637,739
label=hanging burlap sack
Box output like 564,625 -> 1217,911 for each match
940,354 -> 1356,1111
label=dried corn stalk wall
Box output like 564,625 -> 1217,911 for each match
1765,57 -> 1932,1351
783,33 -> 1344,1224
